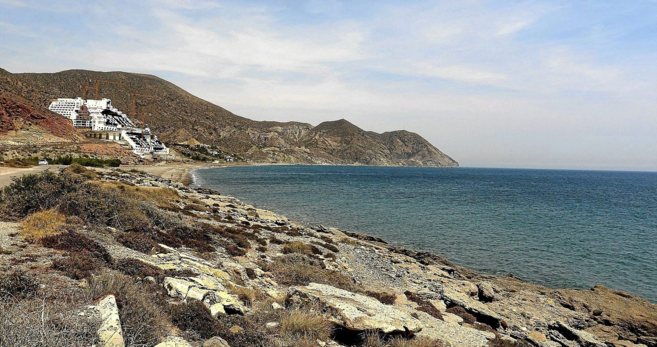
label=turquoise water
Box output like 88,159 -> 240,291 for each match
194,165 -> 657,302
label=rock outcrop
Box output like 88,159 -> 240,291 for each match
95,295 -> 125,347
287,283 -> 424,335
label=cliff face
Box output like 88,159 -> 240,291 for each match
3,69 -> 458,166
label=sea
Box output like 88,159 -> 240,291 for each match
193,165 -> 657,302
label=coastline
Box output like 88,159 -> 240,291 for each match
1,164 -> 655,346
152,165 -> 657,345
188,164 -> 656,301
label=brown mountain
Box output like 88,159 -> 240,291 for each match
0,71 -> 79,142
2,69 -> 458,166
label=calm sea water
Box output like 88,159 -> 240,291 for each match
194,165 -> 657,302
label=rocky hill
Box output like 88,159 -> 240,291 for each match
0,69 -> 79,144
2,68 -> 457,167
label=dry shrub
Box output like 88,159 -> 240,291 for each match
52,252 -> 105,279
362,332 -> 444,347
169,301 -> 271,347
63,163 -> 98,179
280,310 -> 332,341
0,171 -> 83,219
269,236 -> 285,245
20,209 -> 66,242
226,244 -> 247,257
42,230 -> 113,263
117,232 -> 162,254
115,258 -> 165,280
446,306 -> 476,324
404,291 -> 443,320
245,268 -> 257,279
389,337 -> 444,347
282,241 -> 322,256
0,299 -> 99,347
229,285 -> 260,307
264,255 -> 359,291
59,183 -> 150,230
488,336 -> 532,347
167,224 -> 215,253
315,241 -> 339,253
0,270 -> 39,299
89,271 -> 168,346
113,183 -> 180,210
366,290 -> 397,305
169,300 -> 218,339
320,235 -> 335,244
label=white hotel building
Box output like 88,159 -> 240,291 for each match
48,97 -> 168,156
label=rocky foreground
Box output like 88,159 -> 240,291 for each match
0,166 -> 655,347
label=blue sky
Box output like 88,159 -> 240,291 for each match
1,0 -> 657,170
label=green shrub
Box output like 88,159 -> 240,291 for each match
0,172 -> 82,219
49,156 -> 121,167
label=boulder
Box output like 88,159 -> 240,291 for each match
163,277 -> 246,315
95,295 -> 125,347
442,287 -> 503,328
203,336 -> 231,347
477,281 -> 496,302
548,321 -> 606,347
155,336 -> 193,347
287,283 -> 423,335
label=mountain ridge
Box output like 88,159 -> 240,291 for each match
1,68 -> 458,167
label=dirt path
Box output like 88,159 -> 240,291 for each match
0,165 -> 62,188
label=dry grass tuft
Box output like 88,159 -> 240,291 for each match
264,255 -> 359,292
280,310 -> 333,341
362,332 -> 445,347
20,209 -> 66,242
366,290 -> 397,305
282,241 -> 322,256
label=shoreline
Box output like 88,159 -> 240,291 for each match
1,164 -> 655,346
187,164 -> 655,304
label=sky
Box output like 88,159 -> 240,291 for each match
1,0 -> 657,171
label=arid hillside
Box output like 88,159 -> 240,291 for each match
3,69 -> 458,167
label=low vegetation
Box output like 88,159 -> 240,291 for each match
89,271 -> 169,346
279,310 -> 333,341
0,270 -> 39,300
47,155 -> 121,167
20,209 -> 66,242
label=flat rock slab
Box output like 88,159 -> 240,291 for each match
96,295 -> 125,347
287,283 -> 423,334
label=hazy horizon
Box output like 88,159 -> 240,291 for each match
1,0 -> 656,171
